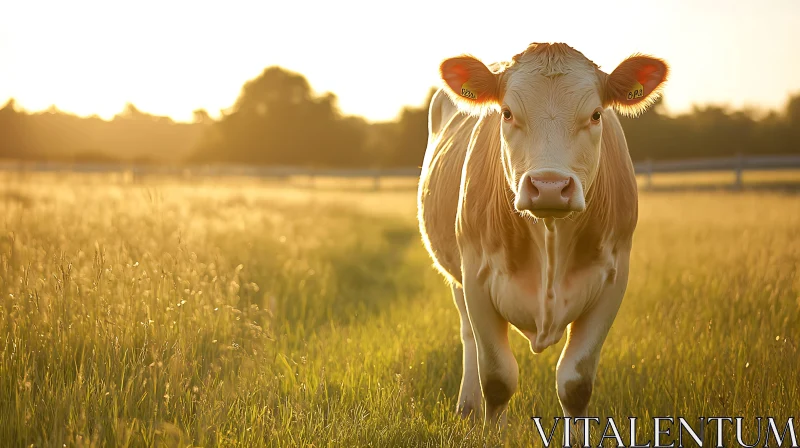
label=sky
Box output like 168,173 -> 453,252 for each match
1,0 -> 799,123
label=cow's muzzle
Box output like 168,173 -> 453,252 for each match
514,170 -> 586,218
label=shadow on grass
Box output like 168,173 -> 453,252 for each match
226,205 -> 431,336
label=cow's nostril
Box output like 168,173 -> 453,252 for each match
529,176 -> 540,198
560,178 -> 574,200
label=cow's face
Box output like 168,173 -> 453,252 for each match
440,43 -> 668,220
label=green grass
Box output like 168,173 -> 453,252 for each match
0,174 -> 798,447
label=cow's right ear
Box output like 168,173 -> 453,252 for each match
440,55 -> 501,114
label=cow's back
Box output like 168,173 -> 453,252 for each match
417,90 -> 477,285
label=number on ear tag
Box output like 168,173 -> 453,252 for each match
627,81 -> 644,101
460,82 -> 477,100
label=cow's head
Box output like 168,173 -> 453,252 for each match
440,43 -> 668,219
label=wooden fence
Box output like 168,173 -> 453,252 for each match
2,154 -> 799,190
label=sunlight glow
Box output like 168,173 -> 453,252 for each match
1,0 -> 799,122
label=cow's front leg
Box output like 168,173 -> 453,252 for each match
463,272 -> 518,428
451,284 -> 482,419
556,254 -> 630,445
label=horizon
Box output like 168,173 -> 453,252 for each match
2,0 -> 800,123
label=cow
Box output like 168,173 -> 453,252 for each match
416,42 -> 668,437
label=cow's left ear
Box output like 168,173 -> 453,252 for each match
604,55 -> 669,117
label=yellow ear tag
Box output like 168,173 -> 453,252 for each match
627,81 -> 644,101
460,82 -> 478,100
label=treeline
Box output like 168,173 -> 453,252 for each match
190,67 -> 431,168
0,66 -> 798,167
0,101 -> 203,164
619,96 -> 800,161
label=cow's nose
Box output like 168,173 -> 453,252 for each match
514,171 -> 585,217
528,176 -> 574,209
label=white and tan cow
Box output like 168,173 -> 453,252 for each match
417,43 -> 668,431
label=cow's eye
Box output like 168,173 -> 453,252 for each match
502,109 -> 512,121
591,110 -> 602,123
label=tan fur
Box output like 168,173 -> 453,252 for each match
456,113 -> 534,274
418,42 -> 662,426
569,110 -> 638,272
511,42 -> 601,76
450,104 -> 637,346
422,43 -> 639,284
417,89 -> 476,285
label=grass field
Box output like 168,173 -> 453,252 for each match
0,173 -> 798,447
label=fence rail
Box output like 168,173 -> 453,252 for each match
634,154 -> 800,189
1,154 -> 799,190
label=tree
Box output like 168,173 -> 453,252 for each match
192,109 -> 212,125
0,99 -> 28,159
192,67 -> 367,167
374,88 -> 437,168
